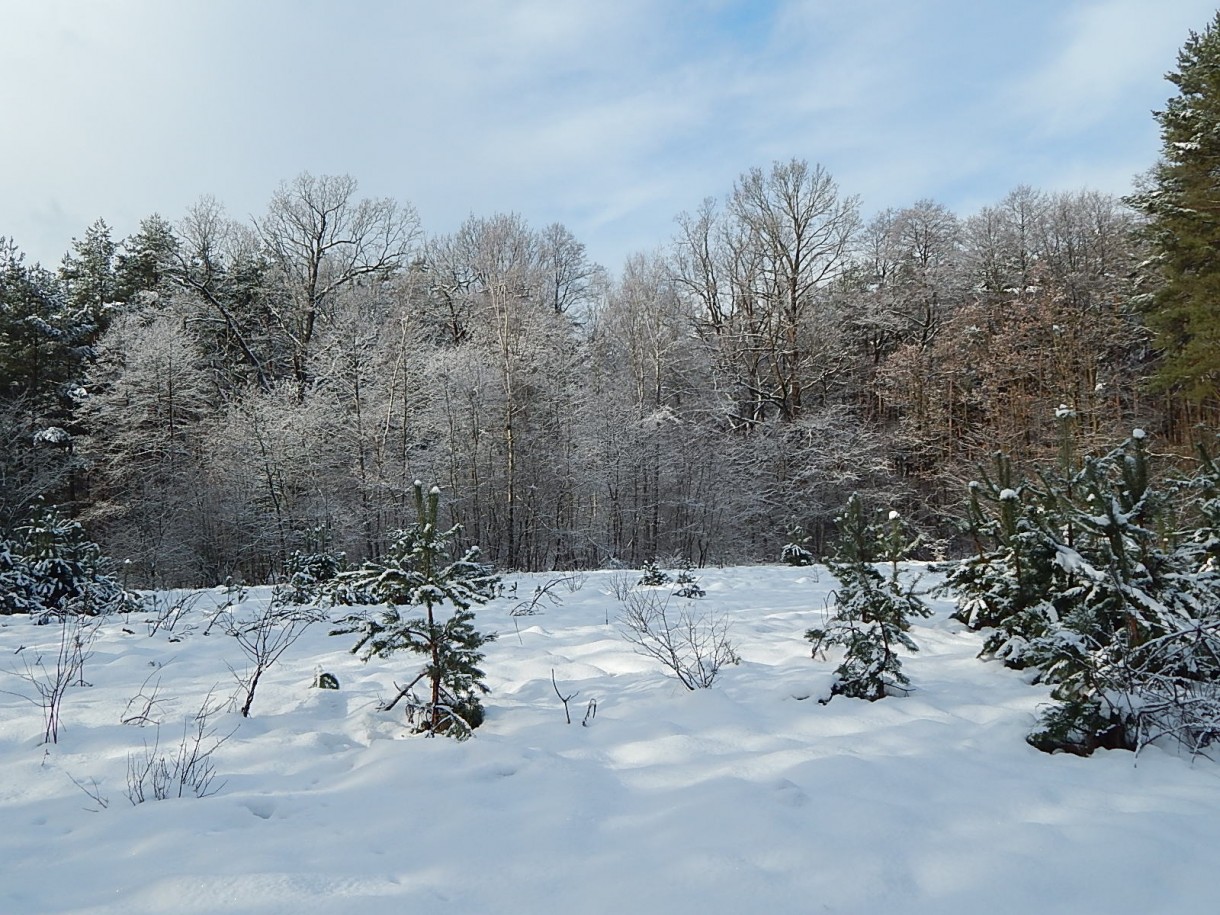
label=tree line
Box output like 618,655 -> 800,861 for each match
3,12 -> 1219,587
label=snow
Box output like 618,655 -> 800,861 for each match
999,488 -> 1019,501
32,426 -> 70,445
3,565 -> 1219,914
1132,428 -> 1146,440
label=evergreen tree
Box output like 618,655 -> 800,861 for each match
59,220 -> 118,323
780,523 -> 815,566
1128,11 -> 1220,403
0,539 -> 39,615
806,494 -> 931,701
280,527 -> 368,605
115,215 -> 179,305
638,560 -> 671,587
0,241 -> 96,526
672,560 -> 705,599
0,241 -> 93,418
332,482 -> 498,739
938,453 -> 1066,667
1,507 -> 135,620
945,431 -> 1220,755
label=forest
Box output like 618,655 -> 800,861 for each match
2,20 -> 1219,591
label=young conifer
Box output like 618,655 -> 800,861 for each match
333,482 -> 499,739
806,494 -> 930,701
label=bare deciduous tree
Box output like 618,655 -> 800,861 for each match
256,172 -> 421,389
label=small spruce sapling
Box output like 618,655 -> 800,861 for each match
638,560 -> 671,587
672,559 -> 705,598
332,482 -> 499,740
806,495 -> 930,701
281,526 -> 369,606
0,541 -> 38,615
2,508 -> 137,621
780,523 -> 815,566
937,453 -> 1065,667
941,429 -> 1220,755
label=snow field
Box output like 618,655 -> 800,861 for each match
1,565 -> 1218,914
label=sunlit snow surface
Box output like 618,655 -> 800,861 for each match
2,565 -> 1218,914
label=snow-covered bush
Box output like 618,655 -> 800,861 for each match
280,533 -> 369,606
672,562 -> 705,599
281,548 -> 345,603
0,507 -> 136,620
780,524 -> 815,566
937,453 -> 1065,667
780,541 -> 815,567
637,560 -> 671,587
807,494 -> 930,701
331,482 -> 499,740
311,669 -> 339,690
0,541 -> 39,615
943,432 -> 1220,756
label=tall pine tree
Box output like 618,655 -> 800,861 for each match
1129,12 -> 1220,407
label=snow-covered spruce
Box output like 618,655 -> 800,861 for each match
941,432 -> 1220,756
330,482 -> 498,740
0,507 -> 136,620
937,452 -> 1065,669
807,494 -> 930,701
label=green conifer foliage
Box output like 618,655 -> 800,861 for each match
0,508 -> 136,620
332,482 -> 499,739
115,215 -> 179,304
806,494 -> 931,701
939,453 -> 1065,667
780,523 -> 815,566
1128,12 -> 1220,402
637,560 -> 671,587
0,243 -> 93,417
945,432 -> 1220,755
59,220 -> 118,322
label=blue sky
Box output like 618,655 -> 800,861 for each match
1,0 -> 1215,273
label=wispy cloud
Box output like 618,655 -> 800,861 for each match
0,1 -> 1215,271
1005,0 -> 1215,136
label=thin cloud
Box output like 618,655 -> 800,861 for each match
1007,0 -> 1215,137
0,0 -> 1215,272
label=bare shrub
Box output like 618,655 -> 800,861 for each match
126,691 -> 231,803
560,570 -> 588,593
66,772 -> 109,812
509,577 -> 575,618
203,579 -> 248,636
551,668 -> 577,724
604,571 -> 635,602
2,614 -> 101,743
223,593 -> 322,718
143,590 -> 204,637
549,669 -> 597,727
508,576 -> 582,642
121,671 -> 170,726
619,591 -> 739,689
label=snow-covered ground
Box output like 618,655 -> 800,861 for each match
2,565 -> 1218,914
